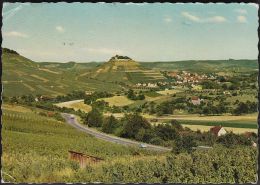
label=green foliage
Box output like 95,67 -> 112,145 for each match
3,48 -> 20,55
155,123 -> 180,141
233,101 -> 257,115
120,113 -> 151,139
102,115 -> 119,134
173,135 -> 198,154
84,108 -> 103,127
127,89 -> 145,100
200,81 -> 220,89
84,91 -> 113,104
216,132 -> 252,147
55,90 -> 86,102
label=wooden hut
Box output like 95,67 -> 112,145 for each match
68,150 -> 103,168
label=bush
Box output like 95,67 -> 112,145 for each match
216,132 -> 252,147
102,115 -> 118,134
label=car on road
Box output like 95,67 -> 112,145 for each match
139,143 -> 147,148
70,115 -> 75,119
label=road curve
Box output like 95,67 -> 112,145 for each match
61,113 -> 172,152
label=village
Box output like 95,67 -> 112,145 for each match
133,70 -> 218,90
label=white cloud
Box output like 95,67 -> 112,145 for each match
163,17 -> 172,23
84,48 -> 123,55
181,12 -> 201,22
234,9 -> 247,14
3,31 -> 29,38
206,16 -> 227,23
181,11 -> 227,23
55,26 -> 65,33
237,15 -> 247,23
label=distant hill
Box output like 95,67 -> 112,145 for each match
2,48 -> 122,96
84,55 -> 166,84
141,59 -> 258,72
2,48 -> 258,97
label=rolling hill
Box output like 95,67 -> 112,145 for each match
2,48 -> 258,97
81,55 -> 166,84
141,59 -> 258,72
2,48 -> 122,97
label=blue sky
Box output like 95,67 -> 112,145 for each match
2,3 -> 259,62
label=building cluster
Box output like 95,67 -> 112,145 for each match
135,82 -> 159,89
168,71 -> 216,85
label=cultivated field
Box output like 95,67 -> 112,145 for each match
99,95 -> 134,107
148,113 -> 257,122
54,100 -> 92,113
182,124 -> 257,134
2,105 -> 156,183
156,89 -> 182,95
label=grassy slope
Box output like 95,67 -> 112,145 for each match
89,59 -> 166,84
140,59 -> 258,72
2,52 -> 122,96
2,104 -> 157,182
2,49 -> 258,97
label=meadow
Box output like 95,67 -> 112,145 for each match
99,95 -> 134,107
54,100 -> 92,113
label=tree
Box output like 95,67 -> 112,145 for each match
84,108 -> 103,127
137,94 -> 145,100
135,128 -> 155,142
233,102 -> 249,115
170,120 -> 183,131
102,115 -> 118,134
217,132 -> 251,147
120,113 -> 151,139
155,123 -> 179,141
174,135 -> 197,154
127,89 -> 136,100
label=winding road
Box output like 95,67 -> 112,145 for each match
61,113 -> 171,152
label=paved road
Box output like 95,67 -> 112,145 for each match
61,113 -> 172,152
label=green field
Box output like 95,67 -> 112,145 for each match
141,59 -> 258,72
99,95 -> 134,107
179,120 -> 257,129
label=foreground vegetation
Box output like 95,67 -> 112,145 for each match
2,105 -> 257,183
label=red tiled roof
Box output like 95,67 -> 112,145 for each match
210,126 -> 222,135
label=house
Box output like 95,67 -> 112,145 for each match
191,96 -> 201,105
68,150 -> 103,168
210,126 -> 227,136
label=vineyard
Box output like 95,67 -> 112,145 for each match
2,106 -> 257,183
1,108 -> 157,182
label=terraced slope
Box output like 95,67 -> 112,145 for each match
2,49 -> 122,96
87,56 -> 166,84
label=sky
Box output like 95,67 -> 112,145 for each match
2,3 -> 259,62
